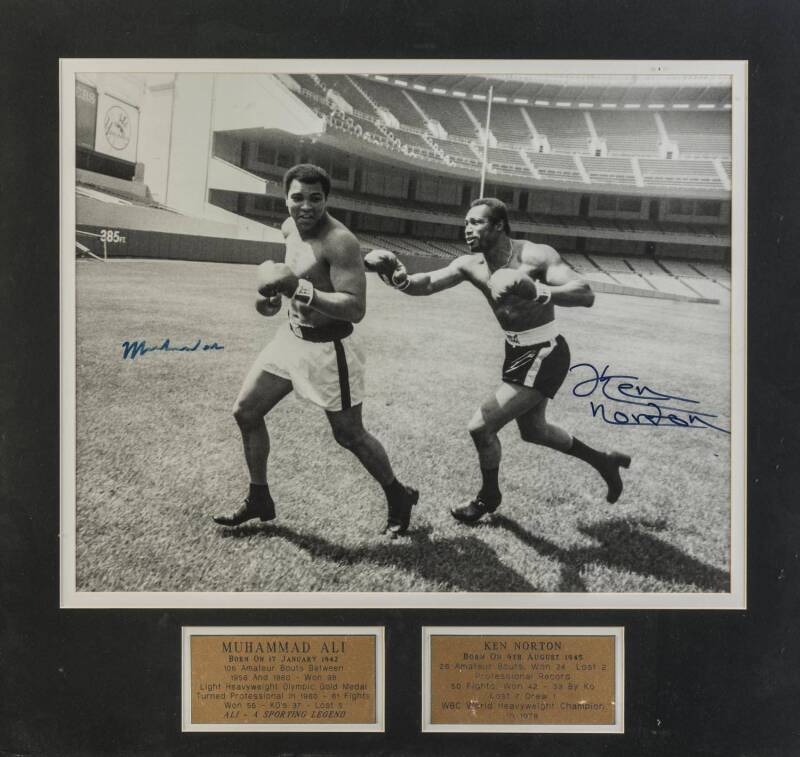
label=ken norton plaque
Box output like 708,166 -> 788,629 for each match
182,627 -> 384,732
422,627 -> 624,733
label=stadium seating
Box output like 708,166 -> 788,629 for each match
591,111 -> 661,156
581,156 -> 636,186
486,145 -> 532,175
488,105 -> 535,146
561,252 -> 596,273
638,158 -> 723,189
625,257 -> 664,276
412,90 -> 481,140
640,274 -> 698,297
680,276 -> 729,300
608,271 -> 654,290
354,76 -> 428,128
526,152 -> 583,182
283,75 -> 734,199
243,76 -> 735,292
318,74 -> 374,114
432,138 -> 481,168
661,112 -> 731,157
587,255 -> 630,274
356,232 -> 455,259
692,262 -> 731,283
581,270 -> 619,285
527,108 -> 591,153
659,259 -> 701,277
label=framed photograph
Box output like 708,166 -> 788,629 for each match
60,58 -> 746,610
6,2 -> 800,754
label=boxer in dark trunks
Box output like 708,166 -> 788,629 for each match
366,197 -> 629,523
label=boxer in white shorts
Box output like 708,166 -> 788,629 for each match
366,197 -> 630,524
213,164 -> 417,537
253,316 -> 366,412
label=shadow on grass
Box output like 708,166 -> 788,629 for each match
220,522 -> 537,592
490,514 -> 729,592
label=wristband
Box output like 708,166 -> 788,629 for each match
292,278 -> 314,306
535,283 -> 552,305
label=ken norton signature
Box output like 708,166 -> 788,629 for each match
121,338 -> 224,360
569,362 -> 729,434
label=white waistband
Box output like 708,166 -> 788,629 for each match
504,321 -> 558,347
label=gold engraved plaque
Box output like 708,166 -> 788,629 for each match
182,627 -> 384,732
423,627 -> 624,733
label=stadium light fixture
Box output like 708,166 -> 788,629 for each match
556,101 -> 571,107
514,98 -> 529,104
534,99 -> 549,106
453,90 -> 467,97
494,96 -> 507,102
672,104 -> 690,109
394,79 -> 408,86
600,103 -> 617,108
374,75 -> 389,82
413,84 -> 426,91
623,103 -> 641,109
432,87 -> 447,94
698,103 -> 716,109
648,104 -> 665,109
723,103 -> 732,109
472,94 -> 487,100
578,102 -> 593,108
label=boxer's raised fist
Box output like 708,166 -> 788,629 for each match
256,261 -> 298,297
255,294 -> 282,317
364,249 -> 408,289
489,268 -> 530,302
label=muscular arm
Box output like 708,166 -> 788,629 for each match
489,244 -> 594,308
312,233 -> 367,322
514,244 -> 594,307
260,228 -> 367,322
400,256 -> 468,296
542,257 -> 595,307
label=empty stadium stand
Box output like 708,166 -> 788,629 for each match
412,90 -> 482,141
528,108 -> 591,153
527,152 -> 583,182
661,111 -> 731,158
638,158 -> 724,189
489,104 -> 535,145
581,156 -> 636,186
591,111 -> 661,156
281,75 -> 733,199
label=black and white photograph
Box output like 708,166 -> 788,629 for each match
60,60 -> 745,607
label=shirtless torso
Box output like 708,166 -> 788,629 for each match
282,212 -> 366,329
449,239 -> 559,331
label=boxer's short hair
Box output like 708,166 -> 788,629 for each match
283,163 -> 332,197
470,197 -> 511,234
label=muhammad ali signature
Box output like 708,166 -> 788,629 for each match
570,362 -> 729,434
121,338 -> 224,360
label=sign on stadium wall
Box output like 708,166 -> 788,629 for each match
94,92 -> 140,163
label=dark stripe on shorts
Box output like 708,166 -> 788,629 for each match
333,339 -> 351,410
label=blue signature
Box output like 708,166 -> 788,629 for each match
570,362 -> 729,434
121,339 -> 224,361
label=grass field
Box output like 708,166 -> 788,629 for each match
74,259 -> 731,594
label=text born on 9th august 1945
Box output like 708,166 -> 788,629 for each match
428,634 -> 617,727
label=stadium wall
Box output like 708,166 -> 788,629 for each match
77,224 -> 283,264
74,223 -> 718,306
